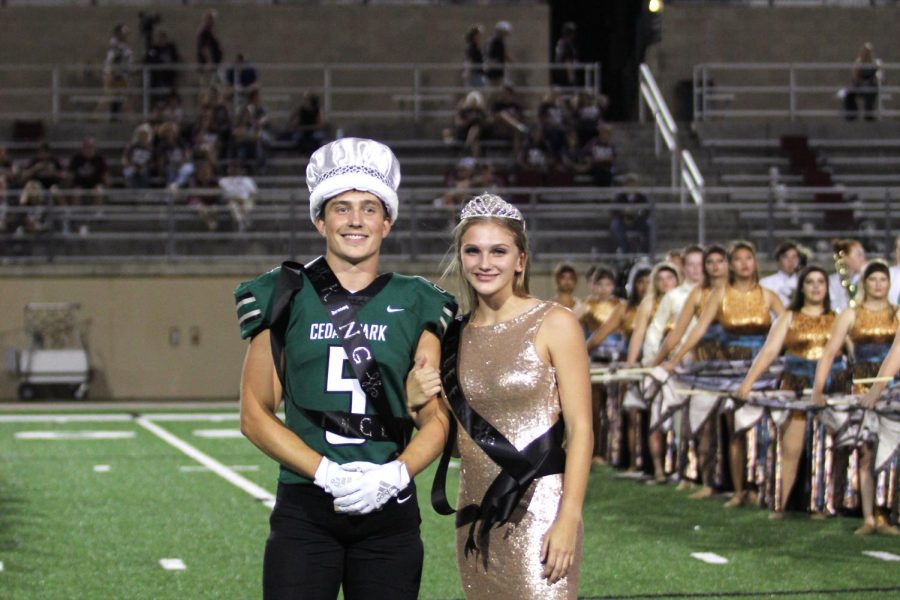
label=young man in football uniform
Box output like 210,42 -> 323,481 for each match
236,138 -> 454,599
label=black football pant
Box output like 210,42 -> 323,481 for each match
263,482 -> 422,600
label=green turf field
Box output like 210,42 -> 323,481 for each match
1,408 -> 897,599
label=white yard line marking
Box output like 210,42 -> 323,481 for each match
0,560 -> 4,572
93,465 -> 111,473
0,414 -> 134,423
146,413 -> 241,422
0,412 -> 284,424
135,417 -> 275,506
863,550 -> 900,562
15,431 -> 135,440
690,552 -> 729,565
159,558 -> 186,571
179,464 -> 259,473
192,429 -> 244,438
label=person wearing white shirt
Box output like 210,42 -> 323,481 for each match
760,241 -> 801,306
888,236 -> 900,305
219,162 -> 258,232
828,238 -> 866,312
642,245 -> 704,365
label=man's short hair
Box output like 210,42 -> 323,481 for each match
683,244 -> 704,257
554,262 -> 577,281
774,241 -> 799,260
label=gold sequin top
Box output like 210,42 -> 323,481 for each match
622,305 -> 638,339
717,285 -> 771,336
582,297 -> 623,332
849,304 -> 898,346
784,311 -> 836,361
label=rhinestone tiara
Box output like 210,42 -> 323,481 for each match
460,193 -> 524,222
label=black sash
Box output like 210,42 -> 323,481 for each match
269,257 -> 411,449
430,314 -> 567,556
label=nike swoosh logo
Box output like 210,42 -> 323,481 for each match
386,306 -> 405,313
396,492 -> 413,504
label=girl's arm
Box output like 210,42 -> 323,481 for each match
812,310 -> 855,406
653,287 -> 700,366
665,286 -> 725,369
586,303 -> 625,351
736,311 -> 792,399
536,307 -> 592,585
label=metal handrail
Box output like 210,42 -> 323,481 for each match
639,63 -> 706,217
693,61 -> 900,122
0,61 -> 601,125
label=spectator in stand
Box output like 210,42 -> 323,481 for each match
537,91 -> 568,160
0,146 -> 19,189
463,25 -> 486,88
145,29 -> 181,103
485,21 -> 513,86
583,122 -> 616,186
760,241 -> 801,306
553,22 -> 579,88
489,84 -> 527,156
573,90 -> 609,145
196,10 -> 223,86
225,53 -> 260,101
122,123 -> 155,188
286,92 -> 328,156
155,121 -> 188,186
844,42 -> 883,122
21,143 -> 63,191
186,158 -> 221,231
518,126 -> 553,176
8,180 -> 48,236
67,137 -> 108,206
610,173 -> 651,255
560,129 -> 587,176
232,89 -> 269,173
219,161 -> 257,233
436,156 -> 501,210
102,23 -> 134,120
160,91 -> 184,125
0,175 -> 7,234
453,90 -> 488,158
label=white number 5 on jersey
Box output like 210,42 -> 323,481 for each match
324,346 -> 367,445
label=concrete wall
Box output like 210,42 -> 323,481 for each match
648,5 -> 900,116
0,264 -> 570,401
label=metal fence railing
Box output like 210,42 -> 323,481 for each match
0,62 -> 601,125
4,184 -> 900,265
693,62 -> 900,122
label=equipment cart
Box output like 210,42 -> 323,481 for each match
14,302 -> 91,400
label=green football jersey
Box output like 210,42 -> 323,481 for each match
235,263 -> 456,485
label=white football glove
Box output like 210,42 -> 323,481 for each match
313,456 -> 359,497
332,460 -> 411,515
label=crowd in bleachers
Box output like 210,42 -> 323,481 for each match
0,10 -> 330,236
440,20 -> 620,213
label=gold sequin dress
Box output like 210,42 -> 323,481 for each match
456,301 -> 583,599
849,304 -> 898,392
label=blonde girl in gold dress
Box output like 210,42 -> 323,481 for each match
408,193 -> 592,599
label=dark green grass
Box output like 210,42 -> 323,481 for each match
1,413 -> 897,599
